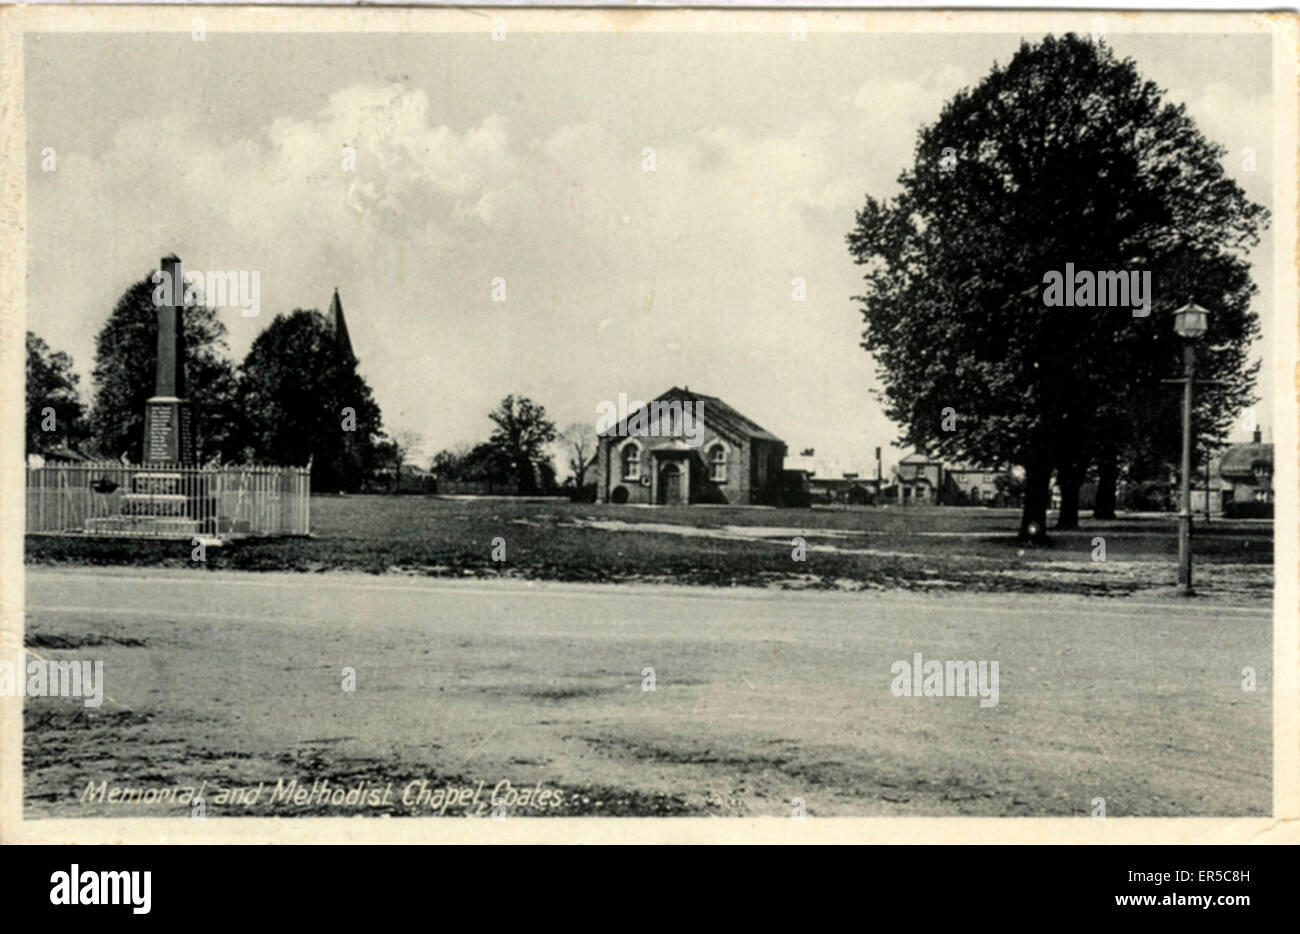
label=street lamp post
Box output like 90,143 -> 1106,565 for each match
1172,301 -> 1210,596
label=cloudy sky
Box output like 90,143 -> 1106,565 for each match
25,29 -> 1274,470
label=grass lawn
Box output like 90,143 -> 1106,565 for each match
25,495 -> 1273,598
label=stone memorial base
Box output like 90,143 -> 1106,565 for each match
82,469 -> 235,539
84,515 -> 211,536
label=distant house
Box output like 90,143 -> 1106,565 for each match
886,451 -> 944,504
878,453 -> 1009,506
1191,429 -> 1273,518
26,444 -> 93,468
783,454 -> 881,503
1220,430 -> 1273,505
810,475 -> 881,504
364,462 -> 436,494
594,387 -> 787,506
396,464 -> 436,493
1152,429 -> 1274,518
1187,462 -> 1228,517
943,463 -> 1003,506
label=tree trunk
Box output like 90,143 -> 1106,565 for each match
1093,456 -> 1118,519
1056,463 -> 1083,530
1018,458 -> 1052,542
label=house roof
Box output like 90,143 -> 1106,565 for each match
601,387 -> 784,445
36,444 -> 91,462
946,462 -> 1000,473
1219,442 -> 1272,479
784,455 -> 876,478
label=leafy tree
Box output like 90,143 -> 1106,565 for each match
487,395 -> 557,493
240,309 -> 383,492
557,421 -> 598,487
26,332 -> 86,455
467,440 -> 515,483
430,446 -> 467,480
369,437 -> 399,491
993,470 -> 1025,508
367,430 -> 424,491
88,273 -> 243,463
847,34 -> 1266,539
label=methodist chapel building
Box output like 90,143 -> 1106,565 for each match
594,387 -> 788,506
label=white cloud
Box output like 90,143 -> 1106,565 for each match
28,41 -> 1273,463
31,79 -> 881,457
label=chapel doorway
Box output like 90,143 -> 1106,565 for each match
658,463 -> 684,505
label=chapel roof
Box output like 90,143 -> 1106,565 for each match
600,386 -> 784,445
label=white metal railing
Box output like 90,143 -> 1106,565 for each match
26,462 -> 311,538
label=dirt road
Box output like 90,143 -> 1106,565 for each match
21,568 -> 1271,817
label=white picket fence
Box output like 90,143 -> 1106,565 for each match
26,462 -> 311,538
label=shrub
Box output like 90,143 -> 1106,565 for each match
1223,500 -> 1273,519
1120,480 -> 1173,512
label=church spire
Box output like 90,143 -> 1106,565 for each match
327,287 -> 356,364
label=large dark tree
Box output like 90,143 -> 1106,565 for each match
486,395 -> 557,493
26,332 -> 86,455
463,440 -> 515,483
88,273 -> 243,463
240,309 -> 383,492
847,34 -> 1266,539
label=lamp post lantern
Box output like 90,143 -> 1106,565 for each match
1172,301 -> 1210,595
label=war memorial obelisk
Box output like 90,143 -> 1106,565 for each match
84,254 -> 203,535
143,253 -> 196,465
80,253 -> 308,539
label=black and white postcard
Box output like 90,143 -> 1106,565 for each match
2,5 -> 1296,847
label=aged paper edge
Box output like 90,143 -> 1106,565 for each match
0,5 -> 1295,845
